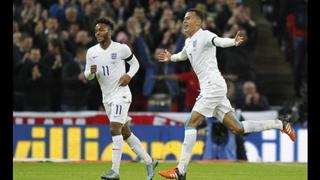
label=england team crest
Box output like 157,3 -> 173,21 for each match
111,53 -> 117,60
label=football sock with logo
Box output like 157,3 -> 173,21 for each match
111,135 -> 124,174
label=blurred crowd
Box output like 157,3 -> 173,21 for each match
14,0 -> 299,117
260,0 -> 307,125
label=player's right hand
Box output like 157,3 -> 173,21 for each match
90,65 -> 97,74
157,49 -> 171,62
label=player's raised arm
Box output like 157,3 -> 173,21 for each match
212,30 -> 245,48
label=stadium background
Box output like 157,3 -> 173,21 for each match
13,0 -> 307,168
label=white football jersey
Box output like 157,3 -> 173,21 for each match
85,41 -> 133,103
182,29 -> 226,93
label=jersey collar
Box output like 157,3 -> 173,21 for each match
98,41 -> 113,51
190,28 -> 203,39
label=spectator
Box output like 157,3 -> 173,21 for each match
75,30 -> 93,47
238,81 -> 270,111
154,70 -> 199,112
111,0 -> 133,23
286,0 -> 307,98
221,5 -> 258,92
214,0 -> 233,32
146,0 -> 163,46
156,7 -> 178,49
18,0 -> 42,34
146,0 -> 163,26
13,32 -> 24,111
16,33 -> 33,64
33,20 -> 47,54
18,47 -> 51,111
48,0 -> 70,22
44,17 -> 60,38
61,47 -> 89,111
132,6 -> 155,52
13,32 -> 22,66
61,5 -> 85,30
42,38 -> 72,111
141,46 -> 171,111
172,0 -> 186,20
61,23 -> 80,56
86,0 -> 119,31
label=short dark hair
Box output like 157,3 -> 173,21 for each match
187,8 -> 205,22
95,17 -> 114,30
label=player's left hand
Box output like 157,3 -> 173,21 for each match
119,74 -> 131,86
235,31 -> 245,46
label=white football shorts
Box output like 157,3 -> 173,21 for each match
103,100 -> 131,124
192,93 -> 234,123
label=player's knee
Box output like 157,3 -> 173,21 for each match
230,126 -> 244,135
110,126 -> 122,136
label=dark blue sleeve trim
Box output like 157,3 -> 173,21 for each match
211,37 -> 217,46
123,53 -> 133,61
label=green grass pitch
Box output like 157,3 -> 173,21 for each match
13,161 -> 307,180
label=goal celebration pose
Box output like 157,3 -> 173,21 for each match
157,9 -> 295,180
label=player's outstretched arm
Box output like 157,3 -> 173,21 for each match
158,47 -> 188,62
213,30 -> 246,48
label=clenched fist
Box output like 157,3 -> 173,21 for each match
90,65 -> 97,74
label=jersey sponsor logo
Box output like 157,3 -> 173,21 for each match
111,53 -> 117,60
